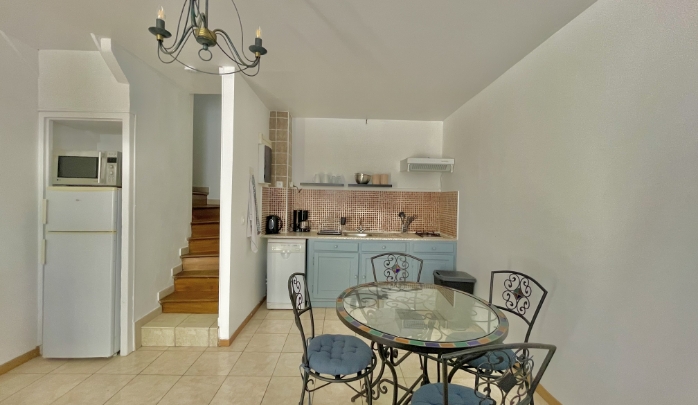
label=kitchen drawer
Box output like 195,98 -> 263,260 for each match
361,242 -> 408,253
412,242 -> 455,254
313,241 -> 359,252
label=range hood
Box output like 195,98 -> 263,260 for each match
400,158 -> 455,173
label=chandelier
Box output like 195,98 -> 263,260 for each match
148,0 -> 267,76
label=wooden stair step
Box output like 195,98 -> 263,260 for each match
188,236 -> 219,254
182,253 -> 219,271
160,291 -> 218,314
174,270 -> 219,292
191,221 -> 220,237
192,205 -> 220,222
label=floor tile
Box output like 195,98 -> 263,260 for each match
310,377 -> 366,405
209,376 -> 269,405
321,320 -> 354,335
104,375 -> 179,405
206,334 -> 251,352
372,377 -> 406,405
281,334 -> 304,353
142,327 -> 175,347
0,374 -> 43,402
260,376 -> 303,405
167,346 -> 207,352
51,357 -> 115,374
97,351 -> 162,375
157,375 -> 226,405
244,334 -> 288,353
256,320 -> 294,334
1,373 -> 89,405
265,310 -> 295,320
273,353 -> 303,376
398,353 -> 435,378
8,357 -> 66,374
144,313 -> 190,328
185,352 -> 241,376
239,320 -> 263,336
137,346 -> 169,351
140,351 -> 202,375
229,352 -> 280,377
301,308 -> 326,320
289,319 -> 323,335
251,311 -> 268,321
51,374 -> 134,405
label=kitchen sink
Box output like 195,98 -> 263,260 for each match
343,232 -> 372,237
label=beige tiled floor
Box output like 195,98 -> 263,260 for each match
142,314 -> 218,347
0,306 -> 550,404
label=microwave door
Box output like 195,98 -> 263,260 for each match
56,156 -> 100,184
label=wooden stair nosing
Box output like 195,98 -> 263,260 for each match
188,235 -> 220,241
192,204 -> 219,209
174,270 -> 219,278
159,291 -> 218,303
182,252 -> 219,258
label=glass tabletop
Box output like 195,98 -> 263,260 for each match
336,282 -> 509,353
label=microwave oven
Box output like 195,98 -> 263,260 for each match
51,150 -> 122,187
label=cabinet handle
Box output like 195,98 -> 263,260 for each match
432,246 -> 437,250
334,245 -> 338,249
382,246 -> 386,249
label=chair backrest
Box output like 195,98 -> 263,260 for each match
443,343 -> 556,405
371,253 -> 424,282
288,272 -> 316,364
489,271 -> 548,342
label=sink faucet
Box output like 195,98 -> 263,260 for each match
399,212 -> 416,233
356,219 -> 365,234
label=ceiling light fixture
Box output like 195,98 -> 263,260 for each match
148,0 -> 267,76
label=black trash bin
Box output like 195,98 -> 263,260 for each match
433,270 -> 476,294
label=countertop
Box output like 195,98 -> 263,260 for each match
261,231 -> 457,241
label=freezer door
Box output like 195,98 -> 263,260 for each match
46,187 -> 119,232
43,232 -> 118,358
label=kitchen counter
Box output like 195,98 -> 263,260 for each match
261,231 -> 456,241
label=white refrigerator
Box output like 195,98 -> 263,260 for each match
43,187 -> 121,358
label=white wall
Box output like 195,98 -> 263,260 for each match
193,95 -> 222,200
112,46 -> 194,322
38,50 -> 129,113
0,33 -> 39,364
52,121 -> 122,152
442,0 -> 698,403
219,74 -> 269,339
293,118 -> 443,190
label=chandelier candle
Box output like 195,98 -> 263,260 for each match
148,0 -> 267,76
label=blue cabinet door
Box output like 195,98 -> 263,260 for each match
418,254 -> 456,284
363,253 -> 423,283
311,252 -> 359,300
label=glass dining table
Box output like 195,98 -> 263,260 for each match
336,282 -> 509,405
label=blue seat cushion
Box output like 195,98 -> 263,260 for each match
466,348 -> 517,371
306,334 -> 372,376
412,383 -> 492,405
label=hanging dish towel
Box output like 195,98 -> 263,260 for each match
247,174 -> 260,253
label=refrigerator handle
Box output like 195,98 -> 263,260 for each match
42,199 -> 48,224
40,239 -> 46,265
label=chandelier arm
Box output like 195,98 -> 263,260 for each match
214,42 -> 253,71
161,26 -> 195,55
166,51 -> 250,75
229,0 -> 256,63
239,60 -> 261,78
214,29 -> 259,68
158,31 -> 195,62
162,0 -> 191,51
214,30 -> 247,65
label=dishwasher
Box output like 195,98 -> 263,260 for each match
267,239 -> 306,309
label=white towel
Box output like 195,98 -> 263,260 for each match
246,175 -> 260,253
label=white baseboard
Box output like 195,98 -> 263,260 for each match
171,263 -> 182,277
157,284 -> 175,301
134,306 -> 162,350
179,246 -> 189,256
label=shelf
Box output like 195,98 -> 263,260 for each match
348,184 -> 393,188
299,183 -> 344,187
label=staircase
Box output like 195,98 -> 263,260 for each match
159,190 -> 219,314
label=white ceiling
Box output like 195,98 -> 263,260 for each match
1,0 -> 595,120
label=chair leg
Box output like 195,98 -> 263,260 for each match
364,374 -> 373,405
299,370 -> 310,405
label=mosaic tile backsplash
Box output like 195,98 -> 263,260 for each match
262,188 -> 458,237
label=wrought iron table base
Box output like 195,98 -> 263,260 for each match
351,344 -> 430,405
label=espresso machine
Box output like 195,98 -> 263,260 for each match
292,210 -> 310,232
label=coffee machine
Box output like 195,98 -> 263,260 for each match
293,210 -> 310,232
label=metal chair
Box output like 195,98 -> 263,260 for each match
465,271 -> 548,374
370,253 -> 424,282
412,343 -> 556,405
288,272 -> 375,405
